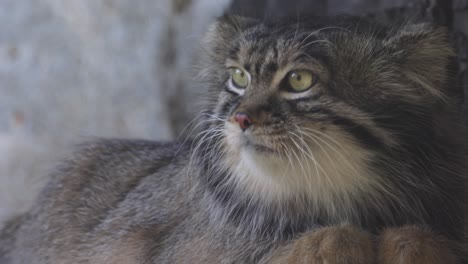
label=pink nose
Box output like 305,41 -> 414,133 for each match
234,112 -> 252,131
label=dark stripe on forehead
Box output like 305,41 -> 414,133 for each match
228,45 -> 240,60
272,44 -> 279,59
262,62 -> 278,75
254,63 -> 261,76
248,41 -> 271,60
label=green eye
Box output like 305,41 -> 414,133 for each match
229,67 -> 249,88
287,70 -> 317,92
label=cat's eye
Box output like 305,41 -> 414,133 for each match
286,70 -> 317,92
229,67 -> 249,88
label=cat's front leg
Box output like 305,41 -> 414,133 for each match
377,226 -> 457,264
272,225 -> 375,264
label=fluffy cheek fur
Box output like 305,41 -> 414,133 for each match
222,120 -> 382,214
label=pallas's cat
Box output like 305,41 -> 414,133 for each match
1,15 -> 467,264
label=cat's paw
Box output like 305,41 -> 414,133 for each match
284,225 -> 375,264
377,226 -> 457,264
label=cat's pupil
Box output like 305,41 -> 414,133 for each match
296,75 -> 302,81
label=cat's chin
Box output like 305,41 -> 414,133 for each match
224,122 -> 314,193
223,121 -> 378,203
241,138 -> 276,155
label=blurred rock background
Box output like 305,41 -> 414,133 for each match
0,0 -> 466,226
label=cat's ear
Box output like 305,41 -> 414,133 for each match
202,15 -> 258,50
384,24 -> 458,100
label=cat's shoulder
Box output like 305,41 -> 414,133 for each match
0,139 -> 191,263
64,138 -> 184,170
37,138 -> 190,212
69,138 -> 184,166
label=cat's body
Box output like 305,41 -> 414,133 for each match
1,139 -> 322,264
0,140 -> 279,263
1,15 -> 468,263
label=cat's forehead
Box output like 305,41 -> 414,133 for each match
226,17 -> 391,80
230,25 -> 329,78
237,24 -> 322,55
231,16 -> 389,59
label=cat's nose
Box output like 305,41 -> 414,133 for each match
234,112 -> 252,131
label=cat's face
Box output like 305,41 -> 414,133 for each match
198,16 -> 455,204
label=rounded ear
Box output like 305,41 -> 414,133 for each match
384,24 -> 458,101
196,15 -> 258,86
202,15 -> 258,53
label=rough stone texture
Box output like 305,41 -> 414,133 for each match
0,0 -> 467,227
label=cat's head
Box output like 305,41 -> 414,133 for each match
195,15 -> 459,209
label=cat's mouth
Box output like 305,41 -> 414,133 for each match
241,136 -> 275,154
225,122 -> 277,155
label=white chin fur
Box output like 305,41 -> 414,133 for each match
223,121 -> 380,214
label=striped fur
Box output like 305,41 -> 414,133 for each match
1,15 -> 467,263
197,15 -> 467,257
